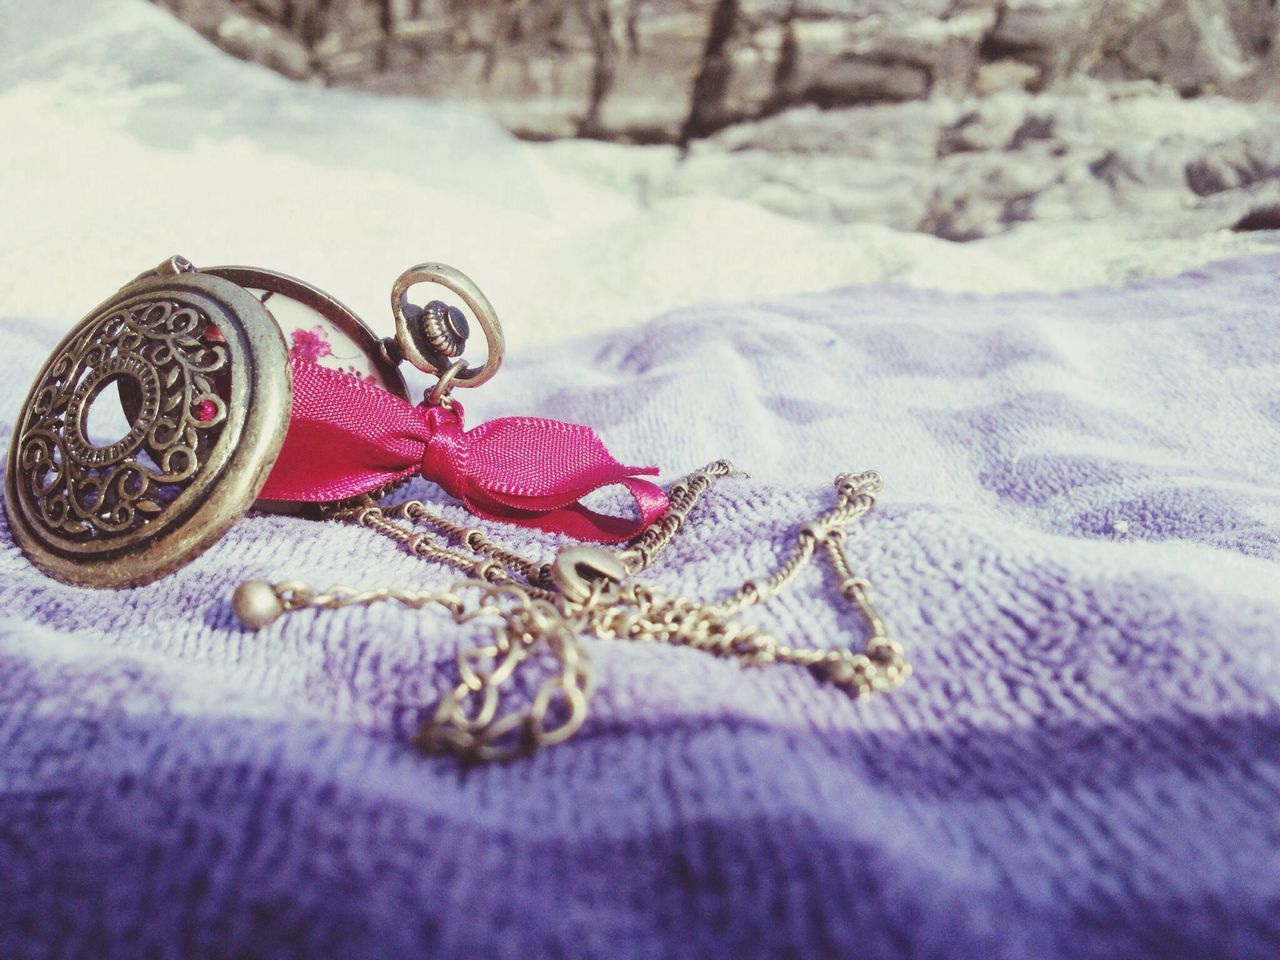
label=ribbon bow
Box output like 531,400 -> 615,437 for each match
258,359 -> 668,542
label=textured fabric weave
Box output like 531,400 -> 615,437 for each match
2,256 -> 1279,959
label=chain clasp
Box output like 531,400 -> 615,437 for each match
550,546 -> 627,604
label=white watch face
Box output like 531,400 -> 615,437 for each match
247,287 -> 397,393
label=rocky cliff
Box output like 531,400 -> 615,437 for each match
153,0 -> 1280,240
153,1 -> 1278,141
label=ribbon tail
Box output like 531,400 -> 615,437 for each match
262,359 -> 669,543
428,414 -> 669,543
465,475 -> 668,543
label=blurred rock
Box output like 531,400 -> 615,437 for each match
214,13 -> 313,80
1186,128 -> 1280,196
538,80 -> 1280,240
152,0 -> 1280,142
148,0 -> 1280,240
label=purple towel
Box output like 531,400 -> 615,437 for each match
2,255 -> 1279,959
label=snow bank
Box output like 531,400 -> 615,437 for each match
1,0 -> 1274,350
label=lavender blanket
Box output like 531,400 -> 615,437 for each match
2,256 -> 1278,959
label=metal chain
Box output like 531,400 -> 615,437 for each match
233,462 -> 909,761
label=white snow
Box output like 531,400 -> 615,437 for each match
0,0 -> 1274,351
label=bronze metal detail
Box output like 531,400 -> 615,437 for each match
5,272 -> 291,588
234,464 -> 910,761
7,255 -> 506,587
391,262 -> 504,389
420,300 -> 469,359
202,265 -> 409,402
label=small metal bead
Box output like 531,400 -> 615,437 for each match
474,559 -> 503,582
841,577 -> 872,599
799,521 -> 828,543
232,580 -> 284,629
613,611 -> 646,637
868,637 -> 904,663
819,653 -> 875,690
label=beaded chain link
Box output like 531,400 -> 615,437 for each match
233,463 -> 910,761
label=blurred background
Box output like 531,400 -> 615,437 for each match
2,0 -> 1278,347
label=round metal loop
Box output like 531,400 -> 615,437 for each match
426,358 -> 468,408
392,262 -> 504,388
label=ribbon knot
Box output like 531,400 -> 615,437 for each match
258,359 -> 668,543
420,404 -> 470,501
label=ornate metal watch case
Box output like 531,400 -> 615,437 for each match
4,256 -> 500,589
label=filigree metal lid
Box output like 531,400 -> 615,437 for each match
4,271 -> 291,588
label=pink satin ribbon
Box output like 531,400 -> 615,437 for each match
259,359 -> 668,542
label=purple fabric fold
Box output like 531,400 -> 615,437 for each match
2,254 -> 1280,960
